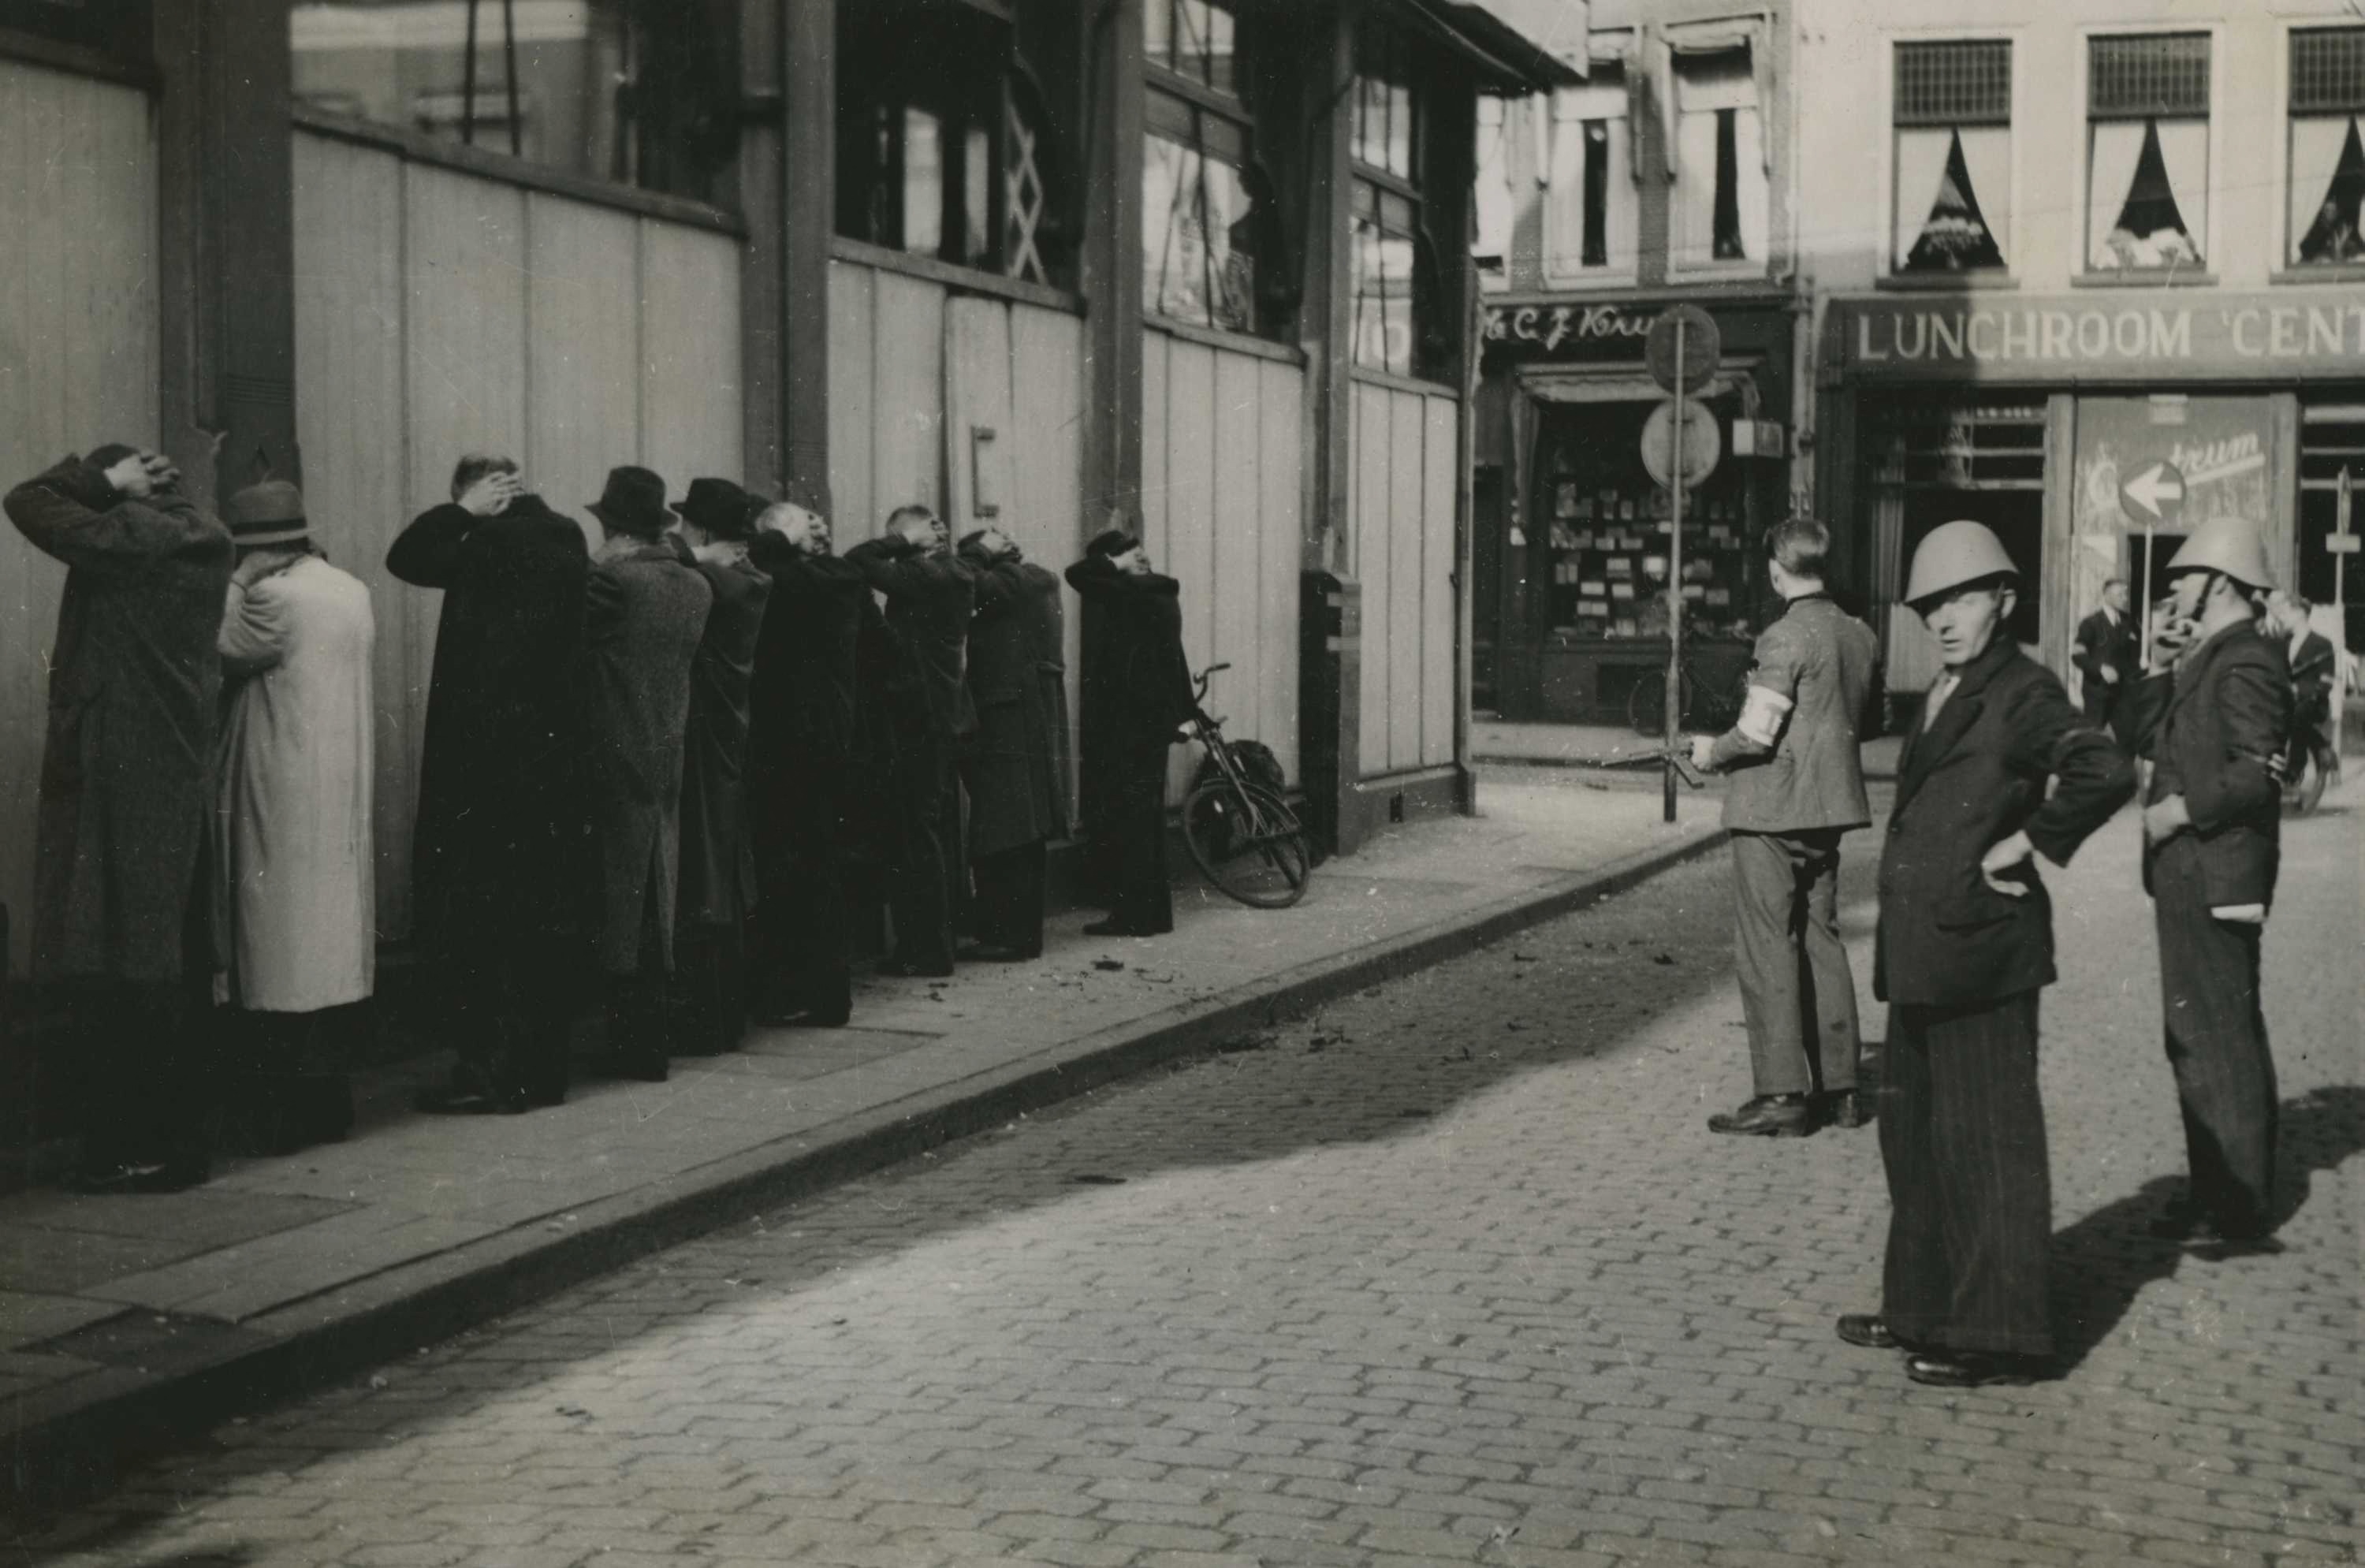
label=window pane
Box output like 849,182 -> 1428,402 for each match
1896,125 -> 2009,271
2090,33 -> 2210,119
1894,39 -> 2011,127
2088,115 -> 2205,269
1387,82 -> 1413,177
1145,0 -> 1172,73
2292,28 -> 2365,115
1143,117 -> 1262,333
904,107 -> 944,258
1351,180 -> 1417,375
2292,114 -> 2365,263
1582,121 -> 1610,267
964,123 -> 993,264
1205,0 -> 1237,95
1202,155 -> 1258,330
1177,0 -> 1212,84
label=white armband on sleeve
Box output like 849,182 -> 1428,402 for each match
1735,683 -> 1793,748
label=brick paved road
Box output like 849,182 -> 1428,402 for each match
15,796 -> 2362,1567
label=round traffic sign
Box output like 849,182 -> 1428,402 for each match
1640,398 -> 1722,490
2119,460 -> 2187,526
1644,304 -> 1720,396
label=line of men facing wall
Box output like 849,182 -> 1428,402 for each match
6,445 -> 1201,1194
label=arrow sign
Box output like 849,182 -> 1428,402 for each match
2120,461 -> 2187,524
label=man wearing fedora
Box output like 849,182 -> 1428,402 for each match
6,444 -> 232,1190
583,466 -> 712,1078
214,481 -> 378,1154
669,478 -> 773,1053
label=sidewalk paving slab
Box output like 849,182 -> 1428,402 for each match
2,777 -> 1732,1512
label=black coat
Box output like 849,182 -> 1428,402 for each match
2129,620 -> 2289,911
1065,557 -> 1196,831
745,540 -> 870,773
844,536 -> 979,739
386,496 -> 593,952
2072,607 -> 2139,702
962,551 -> 1072,855
678,551 -> 773,927
1874,639 -> 2132,1008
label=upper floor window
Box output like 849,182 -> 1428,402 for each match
1893,40 -> 2010,274
1473,95 -> 1513,292
290,0 -> 740,207
837,2 -> 1068,285
1142,0 -> 1281,336
2289,27 -> 2365,267
1669,47 -> 1767,270
1545,67 -> 1633,280
1350,17 -> 1441,379
2086,32 -> 2210,274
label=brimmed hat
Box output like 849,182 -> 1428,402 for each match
675,476 -> 757,539
587,466 -> 673,538
226,480 -> 311,549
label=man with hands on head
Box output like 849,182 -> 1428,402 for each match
1838,520 -> 2132,1389
957,526 -> 1071,962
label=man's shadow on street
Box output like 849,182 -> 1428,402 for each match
2047,1084 -> 2365,1373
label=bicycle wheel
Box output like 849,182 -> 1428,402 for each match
1182,777 -> 1313,908
1626,667 -> 1693,736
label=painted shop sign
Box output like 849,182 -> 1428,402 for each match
1486,303 -> 1659,356
1831,293 -> 2365,382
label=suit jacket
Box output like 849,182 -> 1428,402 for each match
1711,594 -> 1879,834
1874,639 -> 2133,1007
2073,606 -> 2139,700
2288,628 -> 2336,728
2128,620 -> 2289,911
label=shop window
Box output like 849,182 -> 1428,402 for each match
1892,40 -> 2011,275
837,2 -> 1068,286
289,0 -> 740,207
2289,27 -> 2365,267
2086,33 -> 2210,274
1351,18 -> 1443,380
1546,69 -> 1633,279
1670,48 -> 1767,270
1142,0 -> 1281,337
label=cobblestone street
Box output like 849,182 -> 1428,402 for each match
15,791 -> 2362,1568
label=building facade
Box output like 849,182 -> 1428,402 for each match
1793,0 -> 2365,708
0,0 -> 1578,974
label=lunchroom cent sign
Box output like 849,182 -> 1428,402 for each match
1832,292 -> 2365,382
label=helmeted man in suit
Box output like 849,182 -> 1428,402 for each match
1838,520 -> 2132,1387
2072,577 -> 2140,740
2132,520 -> 2292,1248
1690,517 -> 1881,1138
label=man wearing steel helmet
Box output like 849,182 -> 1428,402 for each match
1838,520 -> 2132,1387
2127,517 -> 2291,1249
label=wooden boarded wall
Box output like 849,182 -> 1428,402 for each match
1348,378 -> 1458,779
1140,328 -> 1305,797
0,61 -> 158,974
292,128 -> 743,940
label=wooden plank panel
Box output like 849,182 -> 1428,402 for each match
1138,330 -> 1168,563
1387,390 -> 1425,773
639,219 -> 744,491
1420,395 -> 1458,768
1211,348 -> 1263,747
1354,384 -> 1392,776
826,260 -> 874,531
1163,338 -> 1219,801
403,163 -> 530,529
1257,359 -> 1303,784
865,269 -> 945,539
523,192 -> 639,538
944,296 -> 1015,538
1008,303 -> 1086,812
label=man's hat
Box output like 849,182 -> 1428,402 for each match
587,465 -> 673,538
225,480 -> 311,549
674,476 -> 757,539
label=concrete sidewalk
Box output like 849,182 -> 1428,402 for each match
1474,718 -> 1905,779
0,773 -> 1732,1509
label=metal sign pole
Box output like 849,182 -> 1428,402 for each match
2140,525 -> 2155,667
2338,468 -> 2353,761
1664,318 -> 1685,825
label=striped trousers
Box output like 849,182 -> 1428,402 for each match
1879,990 -> 2054,1358
2152,840 -> 2279,1235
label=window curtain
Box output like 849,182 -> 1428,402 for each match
2089,117 -> 2205,268
1895,125 -> 2009,270
1734,104 -> 1768,262
1892,128 -> 1953,268
2289,114 -> 2363,263
1959,124 -> 2011,261
2084,120 -> 2146,266
1474,98 -> 1514,262
2152,117 -> 2208,255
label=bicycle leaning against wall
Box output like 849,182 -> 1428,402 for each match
1179,663 -> 1313,908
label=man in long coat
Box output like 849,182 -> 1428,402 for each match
669,479 -> 772,1052
390,455 -> 593,1115
2072,577 -> 2139,741
214,482 -> 376,1153
958,528 -> 1071,960
1842,520 -> 2131,1388
2268,589 -> 2340,794
747,501 -> 873,1026
2132,520 -> 2292,1248
1066,528 -> 1197,938
582,466 -> 712,1078
7,445 -> 231,1190
846,505 -> 978,976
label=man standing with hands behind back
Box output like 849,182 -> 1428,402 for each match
2073,578 -> 2140,741
1689,517 -> 1880,1138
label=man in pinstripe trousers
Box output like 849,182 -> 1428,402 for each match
1838,522 -> 2132,1388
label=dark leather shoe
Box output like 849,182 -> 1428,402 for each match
1835,1313 -> 1904,1350
1819,1089 -> 1873,1130
1707,1095 -> 1814,1137
1906,1350 -> 2051,1388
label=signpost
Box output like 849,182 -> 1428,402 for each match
2333,468 -> 2357,759
2118,460 -> 2186,666
1642,304 -> 1721,823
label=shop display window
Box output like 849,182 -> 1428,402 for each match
2289,27 -> 2365,267
1892,39 -> 2011,275
2085,33 -> 2210,274
1670,47 -> 1767,270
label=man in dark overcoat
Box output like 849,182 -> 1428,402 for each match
391,455 -> 594,1115
1841,520 -> 2131,1387
669,479 -> 773,1054
957,528 -> 1072,960
2268,589 -> 2340,794
581,467 -> 713,1078
846,505 -> 978,977
746,501 -> 872,1026
1066,528 -> 1197,938
2131,520 -> 2292,1248
7,445 -> 231,1190
2072,577 -> 2139,740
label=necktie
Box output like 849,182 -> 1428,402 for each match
1924,671 -> 1959,722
